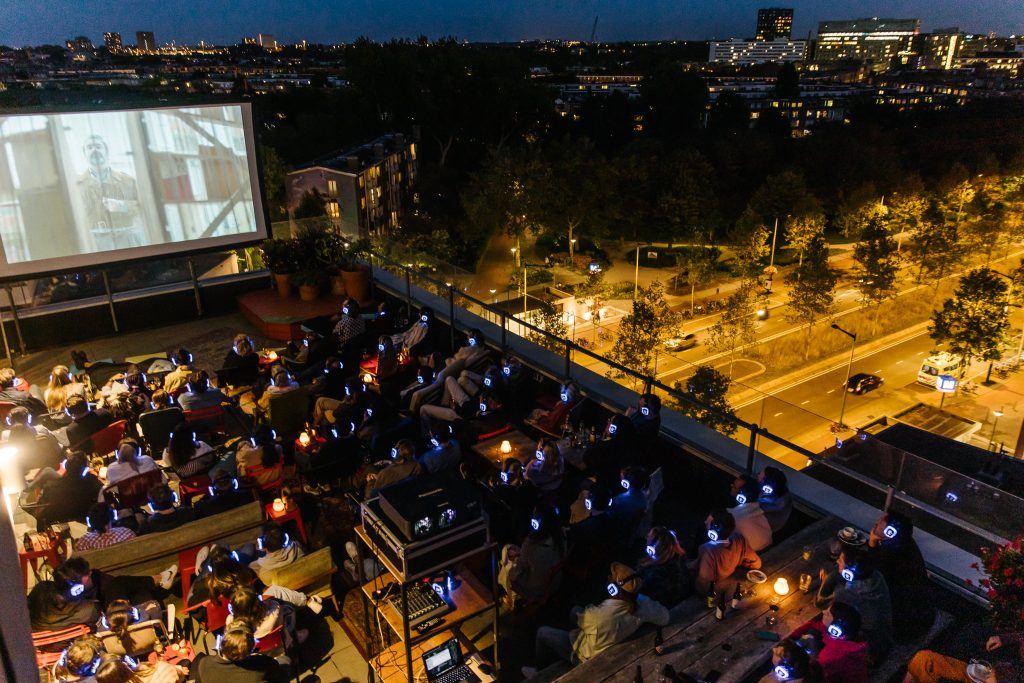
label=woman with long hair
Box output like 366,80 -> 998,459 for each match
226,586 -> 306,648
636,526 -> 691,606
93,652 -> 187,683
45,364 -> 88,413
162,424 -> 216,479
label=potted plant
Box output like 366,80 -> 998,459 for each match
967,536 -> 1024,631
261,238 -> 300,298
314,230 -> 349,297
341,238 -> 372,305
292,269 -> 322,302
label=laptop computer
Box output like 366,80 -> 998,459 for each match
421,638 -> 479,683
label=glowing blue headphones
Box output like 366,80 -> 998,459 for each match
342,305 -> 350,315
86,508 -> 118,530
606,571 -> 639,597
646,544 -> 657,559
57,648 -> 101,676
761,484 -> 774,496
530,517 -> 540,531
208,478 -> 240,496
366,407 -> 373,417
100,606 -> 141,630
560,390 -> 569,402
736,492 -> 748,505
707,517 -> 725,543
620,478 -> 631,491
468,337 -> 477,347
391,447 -> 399,459
417,374 -> 426,384
420,314 -> 428,322
774,664 -> 793,681
535,448 -> 545,462
500,471 -> 509,483
479,400 -> 488,414
502,366 -> 511,376
826,623 -> 844,639
945,491 -> 959,503
431,437 -> 440,447
69,582 -> 87,597
608,423 -> 618,435
257,532 -> 291,552
640,406 -> 649,416
345,385 -> 351,396
882,523 -> 898,539
378,342 -> 385,352
584,497 -> 593,511
840,566 -> 856,582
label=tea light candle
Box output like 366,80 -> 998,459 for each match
773,577 -> 790,596
362,373 -> 374,384
267,351 -> 278,361
272,498 -> 285,513
298,432 -> 311,447
500,440 -> 512,454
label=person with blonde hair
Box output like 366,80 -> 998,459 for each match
94,651 -> 187,683
45,364 -> 89,413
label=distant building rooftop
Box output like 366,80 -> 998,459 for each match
293,133 -> 411,174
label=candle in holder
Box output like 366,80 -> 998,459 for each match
500,440 -> 512,454
773,577 -> 790,596
298,432 -> 311,448
362,372 -> 374,384
272,498 -> 285,513
267,351 -> 278,361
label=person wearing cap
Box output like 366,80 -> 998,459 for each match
728,476 -> 773,552
816,545 -> 893,665
867,510 -> 934,640
637,526 -> 691,607
758,465 -> 793,533
790,601 -> 869,683
521,561 -> 669,677
691,508 -> 762,595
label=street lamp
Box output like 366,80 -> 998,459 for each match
569,238 -> 577,261
831,323 -> 858,430
990,409 -> 1004,452
510,246 -> 519,270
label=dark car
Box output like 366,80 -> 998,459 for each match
847,373 -> 883,394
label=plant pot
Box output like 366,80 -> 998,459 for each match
342,265 -> 371,305
298,284 -> 320,302
329,274 -> 347,298
273,273 -> 294,298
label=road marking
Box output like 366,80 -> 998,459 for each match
801,400 -> 810,405
874,369 -> 882,373
896,360 -> 903,364
773,412 -> 784,417
826,389 -> 835,394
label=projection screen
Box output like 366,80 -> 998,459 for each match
0,103 -> 268,279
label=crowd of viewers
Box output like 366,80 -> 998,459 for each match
4,295 -> 1019,682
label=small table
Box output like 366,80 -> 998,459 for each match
265,501 -> 309,546
470,429 -> 537,470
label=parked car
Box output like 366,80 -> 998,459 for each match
846,373 -> 883,394
664,334 -> 698,351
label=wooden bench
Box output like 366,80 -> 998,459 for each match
75,502 -> 265,578
534,517 -> 844,683
262,546 -> 337,605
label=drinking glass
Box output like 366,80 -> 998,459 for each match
799,573 -> 813,593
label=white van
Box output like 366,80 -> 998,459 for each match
917,352 -> 963,387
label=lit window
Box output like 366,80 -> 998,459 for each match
327,201 -> 340,218
327,179 -> 337,196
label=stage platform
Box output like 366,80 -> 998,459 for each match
238,288 -> 343,342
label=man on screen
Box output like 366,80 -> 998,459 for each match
79,134 -> 145,251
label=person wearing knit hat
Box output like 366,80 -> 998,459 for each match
521,562 -> 670,679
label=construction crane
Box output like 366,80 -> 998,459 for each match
579,15 -> 598,67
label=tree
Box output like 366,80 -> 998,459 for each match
707,91 -> 750,133
730,212 -> 771,279
785,211 -> 826,268
462,146 -> 543,242
834,182 -> 880,239
853,217 -> 901,334
293,189 -> 325,220
786,235 -> 837,359
681,246 -> 719,316
884,191 -> 928,251
607,282 -> 681,380
929,268 -> 1010,377
707,280 -> 758,377
526,301 -> 569,354
774,62 -> 799,100
659,149 -> 720,245
671,366 -> 738,436
906,214 -> 965,292
531,138 -> 610,258
260,145 -> 289,221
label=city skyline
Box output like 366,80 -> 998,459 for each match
3,0 -> 1023,48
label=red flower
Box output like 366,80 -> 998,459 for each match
1016,579 -> 1024,588
971,562 -> 980,570
1005,568 -> 1015,578
981,579 -> 991,587
965,578 -> 974,586
989,588 -> 999,599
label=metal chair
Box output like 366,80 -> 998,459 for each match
266,386 -> 309,437
138,407 -> 185,456
85,419 -> 129,457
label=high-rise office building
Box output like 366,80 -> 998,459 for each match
757,8 -> 794,41
103,32 -> 122,52
815,18 -> 920,65
709,39 -> 806,65
917,28 -> 963,70
136,31 -> 156,53
258,33 -> 278,50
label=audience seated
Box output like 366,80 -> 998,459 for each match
527,380 -> 580,436
105,438 -> 160,486
96,597 -> 163,648
53,635 -> 106,681
236,430 -> 284,489
2,406 -> 61,467
866,510 -> 934,641
95,651 -> 188,683
816,545 -> 893,665
521,561 -> 670,677
636,526 -> 691,607
249,522 -> 306,586
226,585 -> 305,648
177,370 -> 228,412
194,623 -> 289,683
728,475 -> 773,552
66,395 -> 114,452
626,393 -> 661,438
75,501 -> 137,551
28,579 -> 101,631
0,367 -> 46,415
5,423 -> 61,473
583,414 -> 638,488
52,556 -> 176,615
417,421 -> 462,474
45,364 -> 90,414
487,458 -> 537,545
791,601 -> 869,683
313,377 -> 366,429
690,508 -> 762,595
195,470 -> 255,518
498,501 -> 565,607
758,465 -> 793,533
222,334 -> 259,374
256,366 -> 299,415
366,438 -> 422,496
392,306 -> 438,359
24,450 -> 102,530
608,466 -> 650,538
333,298 -> 366,348
297,419 -> 364,485
524,439 -> 565,494
162,425 -> 218,480
905,634 -> 1020,683
162,348 -> 195,394
140,483 -> 196,534
757,638 -> 819,683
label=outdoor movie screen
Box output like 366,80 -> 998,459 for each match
0,103 -> 268,279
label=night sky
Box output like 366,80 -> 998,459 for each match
3,0 -> 1023,47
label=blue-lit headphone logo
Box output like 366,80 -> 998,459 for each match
707,529 -> 719,542
391,447 -> 399,459
530,518 -> 540,531
500,471 -> 509,483
418,375 -> 426,384
483,377 -> 492,387
736,493 -> 747,505
646,544 -> 657,559
584,498 -> 593,511
946,491 -> 959,502
69,583 -> 86,597
608,423 -> 618,435
840,568 -> 855,582
479,402 -> 487,413
826,623 -> 844,638
420,314 -> 428,322
640,406 -> 649,416
774,665 -> 791,681
535,449 -> 545,462
377,343 -> 385,352
607,582 -> 619,597
502,366 -> 511,376
468,338 -> 477,347
882,524 -> 898,539
761,484 -> 774,495
621,478 -> 630,491
431,437 -> 440,447
560,391 -> 569,402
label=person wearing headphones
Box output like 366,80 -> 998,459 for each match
194,622 -> 289,683
866,510 -> 934,640
66,395 -> 114,453
636,526 -> 691,607
392,305 -> 438,359
236,428 -> 284,488
225,586 -> 308,649
195,469 -> 255,518
177,370 -> 228,412
728,476 -> 774,552
332,297 -> 367,347
690,508 -> 762,595
0,366 -> 46,416
583,414 -> 638,488
758,465 -> 793,533
626,393 -> 661,437
365,438 -> 423,496
255,365 -> 299,415
524,439 -> 565,493
521,561 -> 670,677
53,634 -> 106,682
568,485 -> 613,544
139,483 -> 195,535
75,501 -> 136,551
757,638 -> 818,683
816,545 -> 893,665
52,556 -> 176,615
44,364 -> 89,414
162,424 -> 218,480
4,423 -> 59,474
790,601 -> 869,683
527,380 -> 580,436
162,348 -> 195,394
485,458 -> 536,545
27,579 -> 101,631
105,438 -> 159,486
1,405 -> 61,467
94,651 -> 188,683
498,501 -> 565,609
23,450 -> 102,531
248,522 -> 306,586
96,598 -> 164,655
417,420 -> 462,474
608,466 -> 650,538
